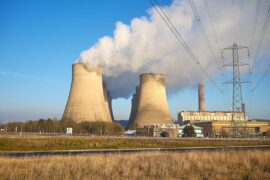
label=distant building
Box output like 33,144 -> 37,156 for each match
133,123 -> 205,138
178,111 -> 247,124
193,120 -> 270,137
131,124 -> 179,137
176,83 -> 270,137
178,124 -> 204,137
178,83 -> 247,124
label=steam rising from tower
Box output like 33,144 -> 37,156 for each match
62,63 -> 113,123
128,73 -> 173,128
76,0 -> 270,99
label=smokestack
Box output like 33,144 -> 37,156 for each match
198,83 -> 206,112
62,63 -> 113,123
241,103 -> 245,114
128,73 -> 173,128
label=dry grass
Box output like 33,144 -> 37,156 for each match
0,136 -> 269,151
0,150 -> 269,180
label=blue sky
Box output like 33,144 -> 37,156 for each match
0,0 -> 269,123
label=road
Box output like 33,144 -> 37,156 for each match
1,145 -> 270,157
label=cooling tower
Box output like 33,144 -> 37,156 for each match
128,73 -> 173,128
103,83 -> 114,121
127,86 -> 140,129
198,83 -> 206,112
62,63 -> 113,123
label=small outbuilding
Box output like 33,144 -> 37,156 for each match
178,124 -> 204,137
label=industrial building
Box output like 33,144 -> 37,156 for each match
62,63 -> 113,123
127,123 -> 204,138
178,111 -> 247,123
178,83 -> 270,136
193,120 -> 270,137
128,73 -> 173,129
178,83 -> 247,124
133,124 -> 180,138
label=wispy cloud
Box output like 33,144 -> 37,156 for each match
0,71 -> 62,84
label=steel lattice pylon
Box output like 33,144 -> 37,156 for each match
222,43 -> 250,123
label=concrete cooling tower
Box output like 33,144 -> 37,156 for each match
62,63 -> 113,123
128,73 -> 173,128
127,86 -> 140,128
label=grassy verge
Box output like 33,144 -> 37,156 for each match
0,150 -> 269,179
0,136 -> 269,151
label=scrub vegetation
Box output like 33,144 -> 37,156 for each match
0,150 -> 269,180
0,119 -> 125,136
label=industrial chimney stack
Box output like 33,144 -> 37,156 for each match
62,63 -> 113,123
198,83 -> 206,112
128,73 -> 173,128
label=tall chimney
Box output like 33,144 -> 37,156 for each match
198,83 -> 206,112
128,73 -> 173,128
62,63 -> 113,123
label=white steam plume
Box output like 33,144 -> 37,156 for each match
78,0 -> 270,98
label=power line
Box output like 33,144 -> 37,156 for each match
204,0 -> 221,51
221,84 -> 229,111
149,0 -> 198,63
248,5 -> 270,114
249,94 -> 254,116
232,0 -> 235,43
247,0 -> 264,119
148,0 -> 222,92
188,0 -> 227,110
248,64 -> 270,117
188,0 -> 221,71
249,71 -> 270,116
249,0 -> 262,54
251,5 -> 270,73
252,64 -> 270,92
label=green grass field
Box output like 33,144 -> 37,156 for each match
0,135 -> 269,152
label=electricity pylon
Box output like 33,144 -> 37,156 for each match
222,43 -> 250,126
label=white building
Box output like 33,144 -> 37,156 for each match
178,124 -> 204,137
178,111 -> 247,124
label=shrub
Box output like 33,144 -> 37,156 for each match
182,124 -> 196,137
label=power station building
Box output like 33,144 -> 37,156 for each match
178,83 -> 247,124
62,63 -> 113,123
128,73 -> 173,129
178,83 -> 270,136
178,111 -> 247,123
193,120 -> 270,137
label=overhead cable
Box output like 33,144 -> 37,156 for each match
204,0 -> 221,51
252,64 -> 270,92
188,0 -> 222,71
148,0 -> 222,92
249,0 -> 262,54
251,5 -> 270,73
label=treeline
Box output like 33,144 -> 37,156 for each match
0,119 -> 125,136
